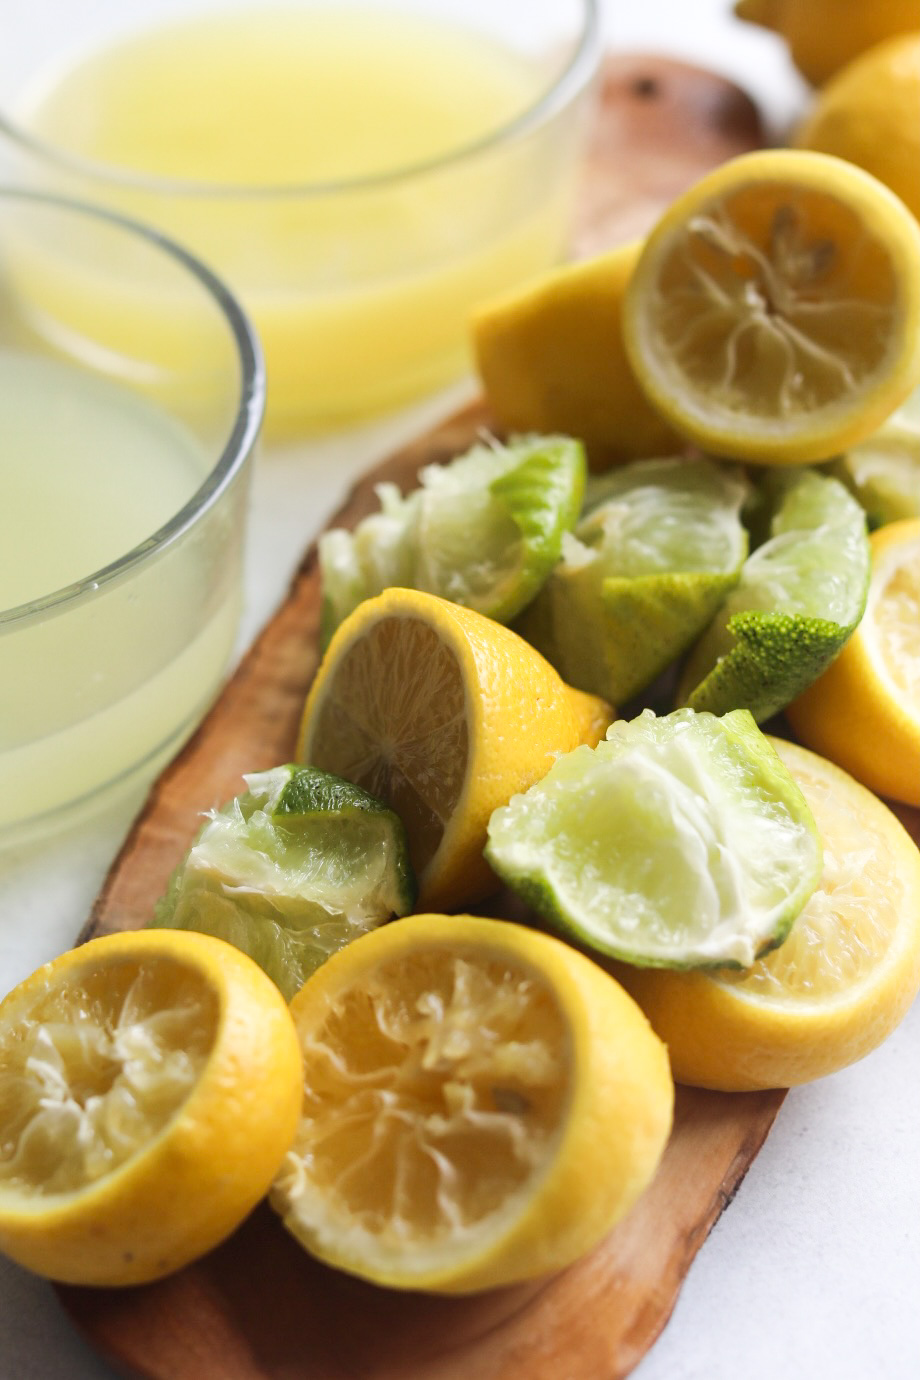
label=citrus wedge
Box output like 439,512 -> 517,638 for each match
297,588 -> 612,911
787,517 -> 920,804
517,456 -> 749,704
679,468 -> 870,721
152,765 -> 416,1000
609,738 -> 920,1089
472,239 -> 680,469
622,149 -> 920,464
0,929 -> 301,1285
319,434 -> 585,644
485,708 -> 822,968
828,385 -> 920,526
270,913 -> 673,1293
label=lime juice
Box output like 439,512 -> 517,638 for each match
0,352 -> 245,838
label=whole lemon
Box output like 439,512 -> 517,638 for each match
734,0 -> 919,85
794,33 -> 920,220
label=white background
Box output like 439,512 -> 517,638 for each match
1,3 -> 918,1378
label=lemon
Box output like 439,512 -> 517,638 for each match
517,456 -> 749,704
827,385 -> 920,526
319,434 -> 586,645
486,708 -> 821,969
622,150 -> 920,465
786,517 -> 920,805
0,929 -> 302,1285
270,913 -> 673,1293
794,33 -> 920,222
297,588 -> 612,912
152,764 -> 416,1000
472,239 -> 680,470
734,0 -> 920,86
679,468 -> 870,721
609,738 -> 920,1089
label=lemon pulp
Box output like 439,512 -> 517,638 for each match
654,192 -> 896,423
0,957 -> 216,1198
307,616 -> 469,877
276,945 -> 569,1270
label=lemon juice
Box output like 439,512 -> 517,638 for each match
0,352 -> 242,837
18,6 -> 583,431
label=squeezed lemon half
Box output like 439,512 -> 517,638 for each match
271,913 -> 674,1293
623,150 -> 920,464
0,930 -> 302,1285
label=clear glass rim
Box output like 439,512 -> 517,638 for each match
0,185 -> 265,628
0,0 -> 601,199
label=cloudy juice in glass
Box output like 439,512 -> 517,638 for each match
0,191 -> 263,843
1,1 -> 600,433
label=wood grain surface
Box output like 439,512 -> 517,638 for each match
54,54 -> 814,1380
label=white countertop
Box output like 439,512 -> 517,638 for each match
2,3 -> 918,1378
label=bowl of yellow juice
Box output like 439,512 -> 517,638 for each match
0,188 -> 264,845
0,0 -> 600,435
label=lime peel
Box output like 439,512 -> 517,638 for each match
152,764 -> 416,1000
679,468 -> 870,721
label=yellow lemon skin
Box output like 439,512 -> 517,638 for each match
0,930 -> 302,1286
735,0 -> 920,86
786,518 -> 920,806
623,149 -> 920,465
795,33 -> 920,222
607,740 -> 920,1091
297,588 -> 613,912
472,239 -> 681,471
274,913 -> 674,1293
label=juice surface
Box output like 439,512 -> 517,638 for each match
0,352 -> 204,609
18,6 -> 580,431
24,6 -> 537,186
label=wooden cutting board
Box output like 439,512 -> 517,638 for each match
54,55 -> 807,1380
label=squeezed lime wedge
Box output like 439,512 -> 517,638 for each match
152,765 -> 416,1000
827,385 -> 920,527
516,457 -> 748,703
679,469 -> 869,722
485,707 -> 822,969
318,434 -> 585,643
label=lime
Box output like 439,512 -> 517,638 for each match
319,434 -> 585,644
152,765 -> 416,1000
516,457 -> 748,704
827,386 -> 920,527
678,468 -> 870,721
485,707 -> 822,969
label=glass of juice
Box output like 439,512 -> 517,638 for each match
0,0 -> 600,436
0,188 -> 264,846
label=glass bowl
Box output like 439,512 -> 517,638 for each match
0,187 -> 264,847
0,0 -> 601,436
